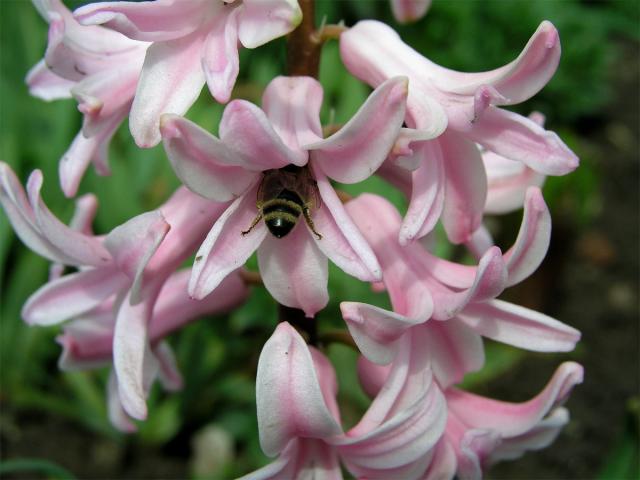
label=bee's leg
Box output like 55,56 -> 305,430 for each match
242,204 -> 263,236
303,205 -> 322,240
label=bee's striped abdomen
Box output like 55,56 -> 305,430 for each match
263,189 -> 304,238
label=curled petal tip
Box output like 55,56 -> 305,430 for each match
474,85 -> 507,119
540,21 -> 559,48
159,114 -> 180,139
27,169 -> 44,194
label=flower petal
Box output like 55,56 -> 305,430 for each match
437,21 -> 560,106
399,140 -> 445,245
129,31 -> 207,147
237,0 -> 302,48
74,0 -> 208,42
424,440 -> 457,480
104,210 -> 170,304
390,0 -> 432,24
357,356 -> 391,398
22,267 -> 127,326
423,320 -> 484,389
27,170 -> 113,266
56,301 -> 116,370
160,114 -> 259,202
503,187 -> 550,286
0,164 -> 68,264
107,370 -> 138,433
258,222 -> 329,317
153,340 -> 183,391
338,366 -> 446,473
429,246 -> 506,321
59,116 -> 121,198
256,323 -> 342,457
69,193 -> 99,234
439,131 -> 487,245
25,59 -> 74,101
457,299 -> 581,352
312,168 -> 381,282
262,76 -> 324,151
150,269 -> 248,340
447,361 -> 583,437
189,187 -> 266,300
307,76 -> 408,184
202,8 -> 240,104
489,407 -> 569,464
341,302 -> 424,365
346,193 -> 433,319
467,107 -> 578,176
113,290 -> 157,420
219,100 -> 308,169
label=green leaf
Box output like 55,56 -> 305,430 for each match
0,458 -> 76,480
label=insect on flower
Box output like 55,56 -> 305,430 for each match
242,164 -> 322,239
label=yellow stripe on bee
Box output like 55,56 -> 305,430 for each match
263,211 -> 299,223
261,198 -> 303,213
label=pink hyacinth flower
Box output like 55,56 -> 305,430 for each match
58,269 -> 248,432
342,192 -> 580,388
0,162 -> 231,419
160,75 -> 412,317
340,20 -> 579,244
359,355 -> 584,479
27,0 -> 149,197
390,0 -> 432,24
243,322 -> 447,479
74,0 -> 303,148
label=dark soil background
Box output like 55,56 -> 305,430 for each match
489,39 -> 640,479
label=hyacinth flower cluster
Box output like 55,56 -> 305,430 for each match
1,0 -> 585,478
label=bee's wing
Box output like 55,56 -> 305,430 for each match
259,171 -> 287,203
309,178 -> 321,210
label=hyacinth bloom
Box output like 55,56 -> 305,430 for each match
340,20 -> 579,244
358,355 -> 584,479
390,0 -> 432,24
0,162 -> 232,419
160,75 -> 415,317
74,0 -> 303,148
58,269 -> 248,432
27,0 -> 149,197
244,322 -> 447,479
341,192 -> 580,387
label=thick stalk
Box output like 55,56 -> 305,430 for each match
278,0 -> 320,344
287,0 -> 320,78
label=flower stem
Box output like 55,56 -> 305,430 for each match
287,0 -> 320,78
279,304 -> 317,345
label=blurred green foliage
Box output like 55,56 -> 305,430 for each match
0,0 -> 637,477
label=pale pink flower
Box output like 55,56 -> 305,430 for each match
340,20 -> 579,244
0,162 -> 231,419
57,269 -> 248,432
243,322 -> 447,479
359,355 -> 584,479
342,192 -> 580,388
160,75 -> 413,317
390,0 -> 431,24
27,0 -> 149,197
74,0 -> 303,148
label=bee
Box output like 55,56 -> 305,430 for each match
242,164 -> 322,240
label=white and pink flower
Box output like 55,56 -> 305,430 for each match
161,75 -> 416,317
340,20 -> 579,245
74,0 -> 303,147
0,162 -> 237,420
